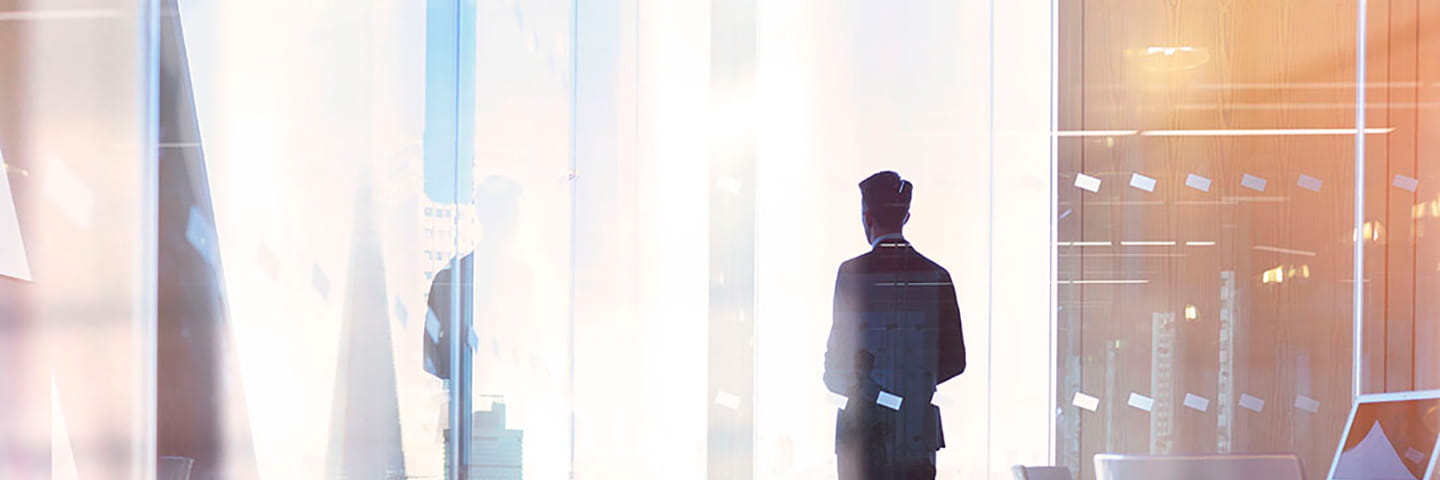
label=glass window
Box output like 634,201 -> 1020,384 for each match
0,2 -> 156,479
1055,1 -> 1378,478
1359,1 -> 1440,395
158,1 -> 452,478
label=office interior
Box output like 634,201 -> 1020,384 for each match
0,0 -> 1436,479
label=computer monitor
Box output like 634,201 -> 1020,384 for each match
1328,390 -> 1440,480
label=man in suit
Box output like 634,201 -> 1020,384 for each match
825,171 -> 967,480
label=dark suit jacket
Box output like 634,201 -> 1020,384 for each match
424,253 -> 473,380
824,236 -> 966,458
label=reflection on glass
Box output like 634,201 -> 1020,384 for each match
1057,1 -> 1363,479
161,0 -> 448,478
0,1 -> 154,479
467,0 -> 575,477
1358,1 -> 1440,396
1332,397 -> 1440,480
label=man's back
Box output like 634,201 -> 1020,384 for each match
825,237 -> 966,464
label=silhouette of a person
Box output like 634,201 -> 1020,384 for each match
825,171 -> 966,480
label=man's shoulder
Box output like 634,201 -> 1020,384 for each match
837,250 -> 879,273
837,248 -> 951,277
909,250 -> 951,276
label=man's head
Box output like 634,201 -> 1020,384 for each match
859,171 -> 912,244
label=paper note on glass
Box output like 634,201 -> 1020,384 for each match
1128,393 -> 1154,412
1072,392 -> 1100,412
877,391 -> 903,411
1184,394 -> 1210,412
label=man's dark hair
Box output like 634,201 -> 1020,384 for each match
859,171 -> 913,230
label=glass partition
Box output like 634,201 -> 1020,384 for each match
753,1 -> 993,478
1057,0 -> 1364,478
467,0 -> 575,478
0,1 -> 156,479
1359,0 -> 1440,396
161,0 -> 453,477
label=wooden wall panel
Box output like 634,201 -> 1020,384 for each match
1057,0 -> 1387,478
1415,0 -> 1440,392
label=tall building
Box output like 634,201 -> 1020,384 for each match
420,199 -> 477,290
468,398 -> 523,480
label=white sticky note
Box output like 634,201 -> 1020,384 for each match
1184,393 -> 1211,412
1072,392 -> 1100,412
1128,393 -> 1155,412
1075,173 -> 1102,193
715,391 -> 741,410
1395,174 -> 1420,192
1239,394 -> 1265,413
826,392 -> 850,410
877,391 -> 903,411
1297,174 -> 1324,192
1295,395 -> 1321,413
42,157 -> 94,227
1130,173 -> 1157,192
1241,174 -> 1268,192
1186,174 -> 1213,192
0,152 -> 33,281
1405,447 -> 1426,464
425,310 -> 442,340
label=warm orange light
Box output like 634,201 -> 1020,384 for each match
1262,265 -> 1286,284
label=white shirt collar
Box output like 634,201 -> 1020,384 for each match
871,232 -> 906,249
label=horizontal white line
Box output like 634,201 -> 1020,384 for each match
1186,241 -> 1217,246
1121,241 -> 1176,246
1054,128 -> 1394,137
1059,253 -> 1190,258
1057,241 -> 1113,247
1054,130 -> 1139,137
1253,245 -> 1318,257
1088,81 -> 1428,90
1058,280 -> 1151,285
0,9 -> 123,21
1139,128 -> 1394,136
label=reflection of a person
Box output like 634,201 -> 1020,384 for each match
423,176 -> 533,379
423,175 -> 533,474
824,171 -> 967,480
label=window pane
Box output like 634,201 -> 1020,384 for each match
0,1 -> 155,479
1360,0 -> 1440,395
1057,1 -> 1361,478
162,1 -> 448,477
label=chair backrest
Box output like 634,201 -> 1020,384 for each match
1012,465 -> 1074,480
158,456 -> 194,480
1094,454 -> 1304,480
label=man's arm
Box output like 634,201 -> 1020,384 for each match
823,267 -> 856,396
937,270 -> 966,384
